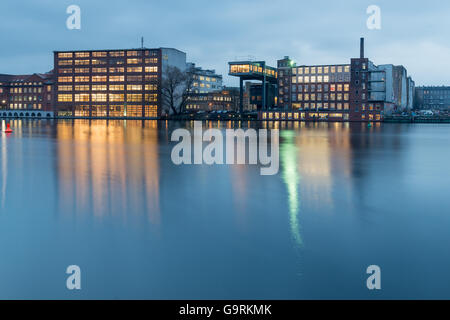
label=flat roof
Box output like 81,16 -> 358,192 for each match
54,47 -> 185,54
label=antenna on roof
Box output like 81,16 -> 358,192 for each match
141,37 -> 144,49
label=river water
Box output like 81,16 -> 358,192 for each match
0,119 -> 449,299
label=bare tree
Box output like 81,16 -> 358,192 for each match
161,66 -> 195,115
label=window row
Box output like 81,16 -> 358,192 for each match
58,93 -> 158,102
292,65 -> 350,75
58,51 -> 159,58
291,83 -> 350,93
57,84 -> 157,91
58,75 -> 158,83
291,74 -> 350,84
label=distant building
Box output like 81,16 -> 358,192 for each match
264,38 -> 415,122
187,63 -> 223,93
185,87 -> 239,112
53,47 -> 186,118
0,72 -> 55,118
414,86 -> 450,110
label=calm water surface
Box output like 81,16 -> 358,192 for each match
0,119 -> 450,299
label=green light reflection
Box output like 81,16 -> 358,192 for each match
280,130 -> 302,247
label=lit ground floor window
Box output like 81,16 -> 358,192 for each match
92,105 -> 107,117
74,105 -> 90,117
144,105 -> 157,118
126,105 -> 142,117
109,105 -> 125,117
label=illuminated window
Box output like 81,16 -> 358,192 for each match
92,52 -> 107,57
75,60 -> 90,65
92,59 -> 106,65
145,84 -> 157,91
127,85 -> 142,91
58,85 -> 72,91
91,105 -> 107,117
109,105 -> 124,117
75,85 -> 90,91
144,105 -> 158,118
75,68 -> 89,73
92,76 -> 107,82
75,52 -> 90,58
109,85 -> 124,91
58,94 -> 72,102
58,77 -> 73,83
75,94 -> 90,102
109,76 -> 125,82
59,68 -> 73,74
109,67 -> 125,73
127,75 -> 142,82
92,85 -> 107,91
75,76 -> 90,82
58,52 -> 73,58
127,58 -> 141,64
126,105 -> 142,117
127,67 -> 143,73
59,60 -> 73,66
127,94 -> 142,102
110,51 -> 125,57
91,93 -> 107,102
92,68 -> 107,73
74,105 -> 90,116
145,66 -> 158,73
109,94 -> 124,102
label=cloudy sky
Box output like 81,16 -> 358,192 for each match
0,0 -> 449,86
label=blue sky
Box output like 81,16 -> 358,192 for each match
0,0 -> 449,86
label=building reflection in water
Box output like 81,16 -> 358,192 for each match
55,120 -> 160,224
280,130 -> 303,247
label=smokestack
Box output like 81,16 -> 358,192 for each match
360,37 -> 365,59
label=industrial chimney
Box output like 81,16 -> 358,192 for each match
360,37 -> 365,59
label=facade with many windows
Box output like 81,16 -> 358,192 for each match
187,63 -> 223,94
277,63 -> 352,121
54,48 -> 186,118
414,86 -> 450,110
261,38 -> 414,122
185,88 -> 239,112
0,73 -> 54,115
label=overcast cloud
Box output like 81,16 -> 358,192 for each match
0,0 -> 449,86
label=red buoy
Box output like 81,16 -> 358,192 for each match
5,123 -> 13,133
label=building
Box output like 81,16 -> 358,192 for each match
414,86 -> 450,110
0,72 -> 55,118
370,64 -> 415,115
185,87 -> 239,112
187,63 -> 223,93
228,61 -> 278,113
246,82 -> 277,111
261,38 -> 415,122
54,47 -> 186,118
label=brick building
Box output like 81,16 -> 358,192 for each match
54,47 -> 186,118
0,72 -> 54,117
